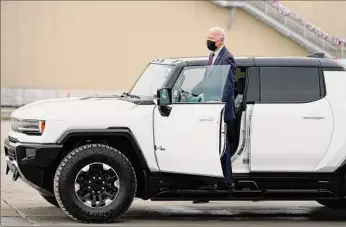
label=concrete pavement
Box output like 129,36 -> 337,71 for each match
1,120 -> 346,226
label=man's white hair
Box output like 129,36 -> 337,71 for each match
209,26 -> 226,39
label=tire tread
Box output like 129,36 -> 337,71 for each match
53,143 -> 137,223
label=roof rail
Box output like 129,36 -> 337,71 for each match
307,52 -> 326,58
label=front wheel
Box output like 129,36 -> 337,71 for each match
53,144 -> 137,223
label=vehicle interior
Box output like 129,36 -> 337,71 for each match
230,67 -> 247,155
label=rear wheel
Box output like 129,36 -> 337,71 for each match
53,144 -> 137,223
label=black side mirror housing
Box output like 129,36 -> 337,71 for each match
157,88 -> 172,106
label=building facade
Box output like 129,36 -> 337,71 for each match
1,1 -> 343,105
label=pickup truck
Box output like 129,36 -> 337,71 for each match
4,55 -> 346,223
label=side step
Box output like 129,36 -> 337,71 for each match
151,189 -> 335,201
151,180 -> 337,201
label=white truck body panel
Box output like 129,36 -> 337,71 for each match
250,98 -> 334,172
153,104 -> 224,177
313,70 -> 346,172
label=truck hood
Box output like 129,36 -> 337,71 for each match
11,96 -> 139,121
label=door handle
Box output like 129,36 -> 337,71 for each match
199,116 -> 215,121
302,116 -> 325,120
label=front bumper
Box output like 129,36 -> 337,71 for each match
4,137 -> 63,196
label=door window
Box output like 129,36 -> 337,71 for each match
172,65 -> 231,103
259,67 -> 323,103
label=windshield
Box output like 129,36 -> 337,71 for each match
128,63 -> 173,97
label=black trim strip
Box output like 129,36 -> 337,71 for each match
318,67 -> 327,97
322,67 -> 346,71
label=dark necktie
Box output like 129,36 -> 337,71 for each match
208,52 -> 215,65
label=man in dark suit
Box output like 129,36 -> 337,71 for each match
193,26 -> 236,204
206,26 -> 237,189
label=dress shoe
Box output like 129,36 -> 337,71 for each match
217,181 -> 235,191
225,182 -> 235,191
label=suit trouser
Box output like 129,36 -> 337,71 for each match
221,119 -> 237,184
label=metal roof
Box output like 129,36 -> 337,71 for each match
151,55 -> 343,68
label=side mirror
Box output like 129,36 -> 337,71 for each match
157,88 -> 172,106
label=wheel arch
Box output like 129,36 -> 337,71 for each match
54,127 -> 151,198
56,127 -> 149,169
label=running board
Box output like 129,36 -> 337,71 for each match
147,173 -> 342,201
151,189 -> 336,201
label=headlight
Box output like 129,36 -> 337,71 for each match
11,118 -> 46,135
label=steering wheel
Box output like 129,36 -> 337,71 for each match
176,88 -> 199,102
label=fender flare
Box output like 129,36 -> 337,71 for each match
56,127 -> 149,170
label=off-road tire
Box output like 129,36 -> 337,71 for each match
316,173 -> 346,209
53,144 -> 137,223
40,193 -> 59,208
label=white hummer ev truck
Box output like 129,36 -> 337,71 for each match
4,55 -> 346,223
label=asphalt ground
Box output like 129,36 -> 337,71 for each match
1,120 -> 346,226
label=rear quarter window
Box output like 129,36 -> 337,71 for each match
259,67 -> 323,103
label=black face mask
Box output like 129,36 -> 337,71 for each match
206,40 -> 217,51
